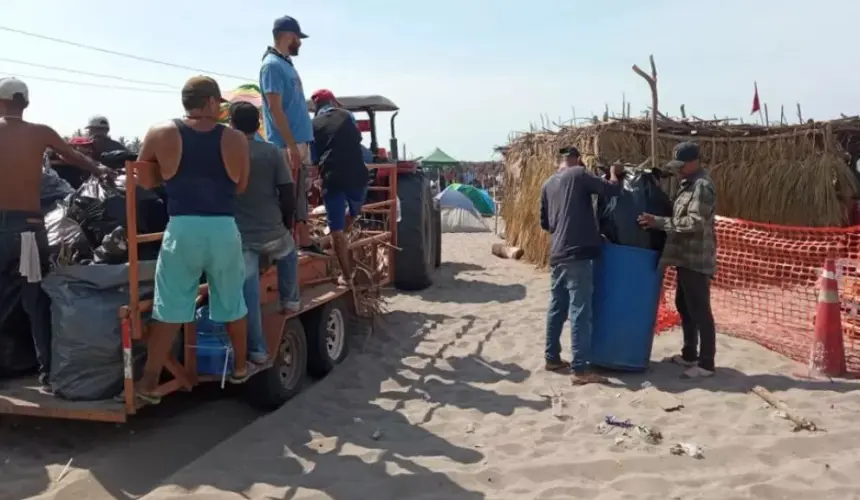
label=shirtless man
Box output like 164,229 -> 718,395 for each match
0,77 -> 112,391
135,76 -> 251,404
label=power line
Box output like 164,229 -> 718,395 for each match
0,25 -> 253,81
0,57 -> 175,87
1,73 -> 175,94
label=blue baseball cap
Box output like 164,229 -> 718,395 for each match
665,141 -> 700,169
273,16 -> 308,38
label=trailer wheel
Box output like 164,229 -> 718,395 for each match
433,202 -> 442,268
243,318 -> 307,411
394,172 -> 434,290
303,297 -> 350,378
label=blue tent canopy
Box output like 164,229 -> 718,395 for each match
435,187 -> 482,215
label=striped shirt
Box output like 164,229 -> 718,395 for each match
655,171 -> 717,275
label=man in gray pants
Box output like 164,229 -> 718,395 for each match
639,141 -> 718,379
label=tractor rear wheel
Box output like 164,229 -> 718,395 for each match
394,172 -> 435,291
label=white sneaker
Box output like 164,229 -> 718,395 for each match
680,366 -> 715,379
664,354 -> 696,367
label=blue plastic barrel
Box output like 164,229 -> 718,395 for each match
194,306 -> 234,376
591,242 -> 664,371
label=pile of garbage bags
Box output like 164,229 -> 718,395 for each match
597,168 -> 673,251
1,155 -> 168,400
45,172 -> 167,265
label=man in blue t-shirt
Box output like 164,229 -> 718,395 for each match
260,15 -> 322,254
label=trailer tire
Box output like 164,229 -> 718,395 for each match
394,172 -> 434,291
243,318 -> 307,411
303,297 -> 350,379
433,202 -> 442,268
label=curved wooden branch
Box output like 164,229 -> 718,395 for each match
633,55 -> 659,169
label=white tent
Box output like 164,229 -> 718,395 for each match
435,187 -> 490,233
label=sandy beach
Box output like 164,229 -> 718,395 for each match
132,232 -> 860,500
0,389 -> 264,500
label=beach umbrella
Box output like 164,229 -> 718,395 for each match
448,182 -> 495,216
219,84 -> 266,138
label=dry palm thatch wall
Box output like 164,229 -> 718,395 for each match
501,119 -> 860,267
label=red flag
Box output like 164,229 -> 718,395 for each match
751,82 -> 761,114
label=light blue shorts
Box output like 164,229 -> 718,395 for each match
152,216 -> 247,324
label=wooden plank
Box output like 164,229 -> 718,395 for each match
0,376 -> 126,423
260,282 -> 349,317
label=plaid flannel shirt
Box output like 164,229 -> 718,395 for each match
654,171 -> 717,275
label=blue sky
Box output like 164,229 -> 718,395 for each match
2,0 -> 858,160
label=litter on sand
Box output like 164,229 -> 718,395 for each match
605,415 -> 634,428
670,443 -> 704,459
635,425 -> 663,445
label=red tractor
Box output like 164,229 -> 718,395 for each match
307,95 -> 442,291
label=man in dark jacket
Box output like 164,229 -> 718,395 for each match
85,115 -> 128,156
311,89 -> 368,286
540,147 -> 622,385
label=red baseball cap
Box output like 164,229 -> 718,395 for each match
311,89 -> 336,103
68,136 -> 94,146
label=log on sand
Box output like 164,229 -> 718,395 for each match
750,386 -> 822,432
491,243 -> 524,260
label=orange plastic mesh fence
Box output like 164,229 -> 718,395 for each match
655,216 -> 860,374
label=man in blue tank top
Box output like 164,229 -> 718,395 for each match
135,76 -> 252,405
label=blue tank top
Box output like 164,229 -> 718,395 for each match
164,119 -> 236,217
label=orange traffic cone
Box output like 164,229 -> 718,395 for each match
803,259 -> 847,378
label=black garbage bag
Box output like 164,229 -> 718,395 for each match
39,156 -> 75,214
73,176 -> 168,261
598,169 -> 673,251
99,150 -> 137,170
93,226 -> 129,264
50,162 -> 90,190
42,261 -> 156,401
45,201 -> 93,264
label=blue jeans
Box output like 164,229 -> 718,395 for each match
242,249 -> 300,358
545,258 -> 594,373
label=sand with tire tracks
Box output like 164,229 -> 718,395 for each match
136,232 -> 860,500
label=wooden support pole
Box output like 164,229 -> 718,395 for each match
633,55 -> 659,170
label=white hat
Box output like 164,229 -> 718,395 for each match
0,77 -> 29,102
86,115 -> 110,129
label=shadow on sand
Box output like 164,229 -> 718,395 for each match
608,359 -> 860,396
409,263 -> 527,305
153,311 -> 543,499
0,386 -> 263,500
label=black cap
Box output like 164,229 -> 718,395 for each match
273,16 -> 308,38
229,101 -> 260,134
665,141 -> 700,169
559,146 -> 580,157
181,76 -> 226,104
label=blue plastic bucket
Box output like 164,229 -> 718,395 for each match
194,306 -> 234,376
591,242 -> 663,371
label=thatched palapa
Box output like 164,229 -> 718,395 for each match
501,118 -> 860,267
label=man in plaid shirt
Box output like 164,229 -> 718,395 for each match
638,141 -> 718,379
